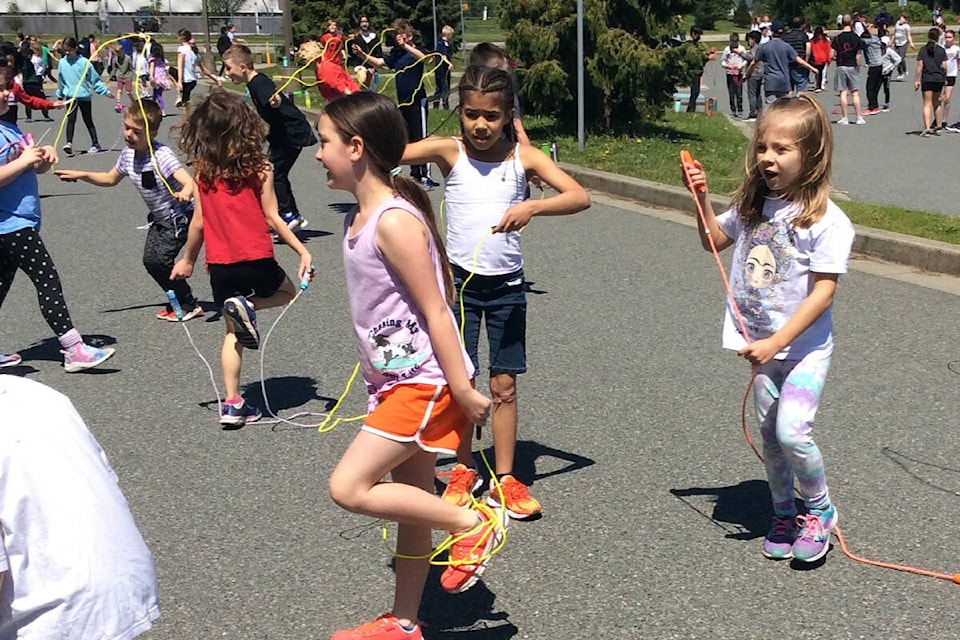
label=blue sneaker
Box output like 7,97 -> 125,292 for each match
762,515 -> 798,560
792,505 -> 837,563
223,296 -> 260,350
281,211 -> 306,231
219,399 -> 262,426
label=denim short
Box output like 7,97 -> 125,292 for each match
208,258 -> 287,308
452,264 -> 526,375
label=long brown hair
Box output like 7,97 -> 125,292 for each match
733,94 -> 832,229
322,92 -> 455,302
178,88 -> 270,187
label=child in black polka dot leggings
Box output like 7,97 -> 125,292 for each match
0,65 -> 115,372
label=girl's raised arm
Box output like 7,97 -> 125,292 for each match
402,136 -> 459,176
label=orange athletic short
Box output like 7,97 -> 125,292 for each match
363,383 -> 470,454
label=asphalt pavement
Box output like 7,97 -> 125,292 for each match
5,95 -> 960,639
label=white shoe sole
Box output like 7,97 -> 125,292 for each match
64,347 -> 116,373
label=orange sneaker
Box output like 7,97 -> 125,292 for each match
330,613 -> 422,639
486,475 -> 542,520
439,506 -> 503,594
440,464 -> 483,507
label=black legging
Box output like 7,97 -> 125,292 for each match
0,227 -> 75,336
65,98 -> 100,147
180,80 -> 197,105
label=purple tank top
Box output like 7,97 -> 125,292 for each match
343,194 -> 474,399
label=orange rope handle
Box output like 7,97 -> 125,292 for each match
680,148 -> 960,586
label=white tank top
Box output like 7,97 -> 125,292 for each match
443,138 -> 526,275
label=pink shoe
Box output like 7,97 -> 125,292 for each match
0,353 -> 22,368
62,343 -> 116,373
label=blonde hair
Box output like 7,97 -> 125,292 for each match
733,94 -> 832,229
441,25 -> 454,38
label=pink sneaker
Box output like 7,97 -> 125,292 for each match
0,353 -> 22,368
62,343 -> 116,373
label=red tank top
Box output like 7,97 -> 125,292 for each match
198,176 -> 275,265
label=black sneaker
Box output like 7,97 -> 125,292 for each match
63,142 -> 73,155
422,178 -> 441,189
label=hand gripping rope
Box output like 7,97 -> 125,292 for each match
680,149 -> 960,585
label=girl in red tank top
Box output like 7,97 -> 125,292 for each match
170,89 -> 313,427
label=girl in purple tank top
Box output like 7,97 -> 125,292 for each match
316,91 -> 505,640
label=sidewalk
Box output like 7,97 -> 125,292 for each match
561,163 -> 960,277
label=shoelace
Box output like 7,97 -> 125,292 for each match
796,513 -> 826,542
450,513 -> 496,564
769,516 -> 795,538
500,478 -> 533,504
446,467 -> 477,493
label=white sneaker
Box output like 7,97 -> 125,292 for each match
855,117 -> 866,125
836,117 -> 849,125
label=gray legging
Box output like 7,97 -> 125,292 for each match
0,227 -> 75,336
896,43 -> 908,75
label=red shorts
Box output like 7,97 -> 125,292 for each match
363,384 -> 470,454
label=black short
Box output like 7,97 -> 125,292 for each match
948,76 -> 957,87
922,81 -> 945,93
208,258 -> 287,308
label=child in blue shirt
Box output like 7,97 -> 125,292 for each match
56,36 -> 112,155
0,65 -> 115,371
432,24 -> 454,110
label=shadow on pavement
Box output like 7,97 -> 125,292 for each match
420,571 -> 517,640
670,479 -> 777,541
438,439 -> 596,491
881,446 -> 960,497
242,375 -> 336,413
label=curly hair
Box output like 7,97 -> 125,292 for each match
177,88 -> 269,187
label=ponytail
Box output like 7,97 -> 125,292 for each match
391,173 -> 455,303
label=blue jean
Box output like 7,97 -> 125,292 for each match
452,264 -> 527,374
789,66 -> 809,93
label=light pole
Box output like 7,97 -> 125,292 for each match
577,0 -> 584,151
432,0 -> 438,50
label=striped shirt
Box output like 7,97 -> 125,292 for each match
114,141 -> 192,221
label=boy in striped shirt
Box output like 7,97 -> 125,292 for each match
55,99 -> 203,321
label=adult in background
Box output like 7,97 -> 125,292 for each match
893,13 -> 915,80
781,16 -> 811,94
744,20 -> 816,103
832,15 -> 865,125
916,27 -> 947,136
347,14 -> 382,89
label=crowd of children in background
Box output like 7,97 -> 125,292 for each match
707,10 -> 960,135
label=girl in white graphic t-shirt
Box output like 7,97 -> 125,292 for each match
682,95 -> 855,565
938,29 -> 960,129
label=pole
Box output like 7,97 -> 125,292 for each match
459,0 -> 466,65
576,0 -> 584,151
201,0 -> 213,66
280,0 -> 293,67
432,0 -> 438,50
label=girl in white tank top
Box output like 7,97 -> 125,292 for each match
402,65 -> 590,521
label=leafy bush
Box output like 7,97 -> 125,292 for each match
5,1 -> 23,33
501,0 -> 708,134
733,0 -> 753,27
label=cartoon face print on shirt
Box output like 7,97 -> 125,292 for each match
733,220 -> 796,338
369,317 -> 428,377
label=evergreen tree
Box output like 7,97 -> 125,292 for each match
499,0 -> 707,132
733,0 -> 752,27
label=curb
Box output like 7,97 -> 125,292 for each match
560,163 -> 960,278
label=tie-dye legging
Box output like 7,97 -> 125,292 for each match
753,354 -> 832,516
